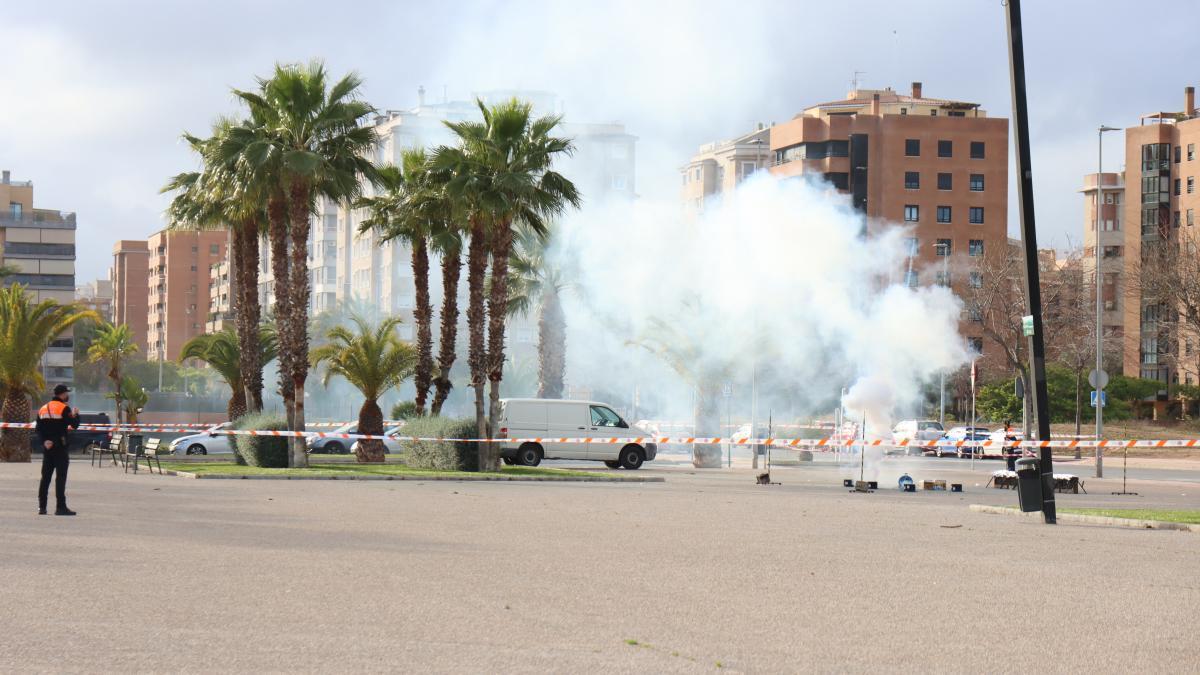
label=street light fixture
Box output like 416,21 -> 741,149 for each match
934,240 -> 950,426
1095,125 -> 1120,478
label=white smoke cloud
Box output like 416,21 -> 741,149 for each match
555,173 -> 970,432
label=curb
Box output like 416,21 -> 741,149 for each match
163,470 -> 664,483
969,504 -> 1199,532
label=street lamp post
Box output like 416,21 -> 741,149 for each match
935,241 -> 950,426
1095,125 -> 1120,479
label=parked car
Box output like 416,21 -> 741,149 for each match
349,424 -> 406,456
891,420 -> 945,456
32,411 -> 113,453
942,426 -> 990,458
498,398 -> 657,469
170,422 -> 236,456
307,422 -> 357,454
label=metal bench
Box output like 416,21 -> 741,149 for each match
124,436 -> 163,475
91,432 -> 124,467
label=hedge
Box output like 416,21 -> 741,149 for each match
232,412 -> 289,468
399,417 -> 479,472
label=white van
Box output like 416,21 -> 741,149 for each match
498,398 -> 657,469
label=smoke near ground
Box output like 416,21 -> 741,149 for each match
554,174 -> 970,434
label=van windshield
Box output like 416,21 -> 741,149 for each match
590,405 -> 622,427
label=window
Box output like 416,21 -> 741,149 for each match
904,269 -> 918,287
969,174 -> 984,191
681,173 -> 688,186
904,171 -> 920,189
905,237 -> 919,256
191,246 -> 198,253
1189,209 -> 1195,226
970,141 -> 985,159
8,202 -> 21,219
967,303 -> 982,321
900,107 -> 907,115
1176,146 -> 1183,163
824,172 -> 849,190
968,239 -> 984,256
930,109 -> 938,117
904,205 -> 919,222
209,244 -> 219,255
935,270 -> 951,286
969,271 -> 983,288
936,238 -> 952,256
948,110 -> 966,117
905,139 -> 920,157
612,174 -> 629,190
739,162 -> 757,180
1189,177 -> 1195,194
968,337 -> 983,354
938,140 -> 953,158
936,206 -> 952,223
1175,178 -> 1182,196
969,207 -> 984,224
1190,144 -> 1196,161
590,405 -> 623,427
937,173 -> 952,190
1174,211 -> 1181,227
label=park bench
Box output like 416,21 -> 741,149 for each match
91,432 -> 124,468
124,437 -> 163,475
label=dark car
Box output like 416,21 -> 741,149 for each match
30,411 -> 112,453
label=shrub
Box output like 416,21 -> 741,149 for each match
232,412 -> 289,468
399,416 -> 479,472
390,400 -> 423,420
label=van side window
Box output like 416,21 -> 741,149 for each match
590,406 -> 622,427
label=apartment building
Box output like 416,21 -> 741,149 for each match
206,259 -> 233,334
755,83 -> 1008,366
110,240 -> 150,352
76,279 -> 113,323
680,127 -> 771,215
1116,86 -> 1200,384
0,170 -> 78,388
1080,172 -> 1125,349
145,229 -> 227,361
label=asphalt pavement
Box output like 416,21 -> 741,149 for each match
1,458 -> 1197,672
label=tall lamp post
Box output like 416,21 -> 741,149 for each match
935,241 -> 950,426
1095,125 -> 1120,479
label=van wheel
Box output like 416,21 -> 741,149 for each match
619,445 -> 645,470
604,460 -> 621,469
516,443 -> 543,467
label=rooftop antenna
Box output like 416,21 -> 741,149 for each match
851,70 -> 866,93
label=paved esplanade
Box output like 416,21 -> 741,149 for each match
1,462 -> 1197,672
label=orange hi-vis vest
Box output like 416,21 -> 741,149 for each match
38,400 -> 69,420
35,399 -> 77,446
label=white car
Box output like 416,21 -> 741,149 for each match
350,424 -> 405,456
170,423 -> 236,456
498,398 -> 657,469
891,420 -> 945,456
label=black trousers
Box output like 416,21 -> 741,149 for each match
38,444 -> 69,510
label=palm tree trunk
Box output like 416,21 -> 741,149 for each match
484,224 -> 515,472
236,218 -> 264,414
110,361 -> 123,425
466,218 -> 489,465
355,398 -> 386,463
0,389 -> 31,463
267,194 -> 296,463
411,238 -> 433,415
227,384 -> 248,423
286,183 -> 312,469
537,285 -> 566,399
431,246 -> 461,415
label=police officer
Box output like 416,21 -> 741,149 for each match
37,384 -> 80,516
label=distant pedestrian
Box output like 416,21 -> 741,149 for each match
37,384 -> 80,516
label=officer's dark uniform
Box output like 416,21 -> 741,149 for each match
36,388 -> 80,516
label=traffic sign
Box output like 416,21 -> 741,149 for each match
1021,315 -> 1035,337
1090,390 -> 1107,408
1089,369 -> 1109,390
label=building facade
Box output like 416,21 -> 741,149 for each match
111,240 -> 150,353
76,279 -> 113,323
1115,86 -> 1200,384
1,170 -> 78,388
1080,172 -> 1125,355
145,229 -> 227,361
680,127 -> 771,215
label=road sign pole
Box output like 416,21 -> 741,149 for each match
1006,0 -> 1056,524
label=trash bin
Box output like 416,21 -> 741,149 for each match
1015,457 -> 1042,512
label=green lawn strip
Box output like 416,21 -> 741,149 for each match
1060,508 -> 1200,525
158,461 -> 619,480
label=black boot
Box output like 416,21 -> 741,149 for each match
54,506 -> 76,516
38,506 -> 47,515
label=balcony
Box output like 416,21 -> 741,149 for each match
0,210 -> 77,229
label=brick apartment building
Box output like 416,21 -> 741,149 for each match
111,240 -> 150,353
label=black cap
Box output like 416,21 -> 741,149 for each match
53,384 -> 71,395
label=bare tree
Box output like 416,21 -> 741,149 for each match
1129,229 -> 1200,389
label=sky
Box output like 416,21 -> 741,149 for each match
2,0 -> 1198,282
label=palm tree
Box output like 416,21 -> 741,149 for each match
311,315 -> 417,463
356,153 -> 437,416
87,322 -> 139,424
508,224 -> 572,399
0,285 -> 98,462
180,326 -> 278,421
108,376 -> 149,425
231,60 -> 378,468
631,302 -> 732,469
163,119 -> 268,413
435,98 -> 581,469
429,220 -> 464,415
0,264 -> 17,282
